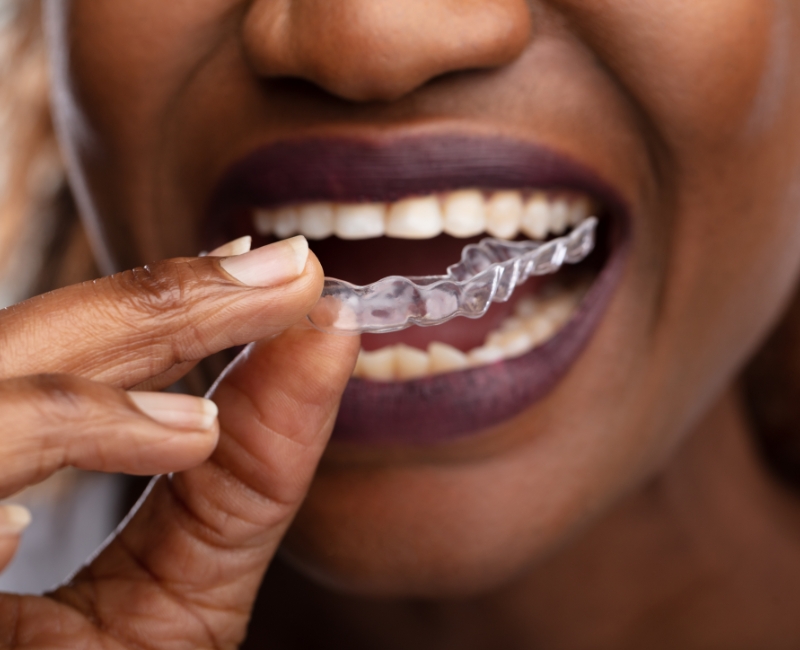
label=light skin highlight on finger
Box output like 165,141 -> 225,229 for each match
0,505 -> 32,536
0,505 -> 31,571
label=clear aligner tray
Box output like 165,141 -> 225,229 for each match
307,217 -> 598,335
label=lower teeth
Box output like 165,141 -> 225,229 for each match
352,283 -> 588,381
297,210 -> 599,380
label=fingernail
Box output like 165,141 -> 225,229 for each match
220,235 -> 309,287
0,504 -> 32,535
208,236 -> 252,258
129,392 -> 218,431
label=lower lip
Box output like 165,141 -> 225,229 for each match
332,220 -> 630,445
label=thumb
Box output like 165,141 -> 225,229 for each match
50,325 -> 359,648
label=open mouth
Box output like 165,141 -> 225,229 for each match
208,134 -> 630,445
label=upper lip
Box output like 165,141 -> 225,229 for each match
206,131 -> 630,243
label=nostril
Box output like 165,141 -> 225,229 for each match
242,0 -> 532,103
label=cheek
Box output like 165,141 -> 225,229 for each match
43,0 -> 241,265
658,180 -> 800,433
569,0 -> 800,440
559,0 -> 777,145
46,0 -> 239,136
656,55 -> 800,435
283,461 -> 593,597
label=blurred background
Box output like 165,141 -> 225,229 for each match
0,0 -> 124,595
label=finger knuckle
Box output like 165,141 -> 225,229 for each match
20,374 -> 90,418
86,261 -> 209,359
110,260 -> 201,322
0,375 -> 120,433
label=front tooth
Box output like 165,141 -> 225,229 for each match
395,344 -> 430,380
442,190 -> 486,238
386,196 -> 443,239
298,203 -> 335,240
335,203 -> 386,240
486,191 -> 523,239
273,207 -> 299,239
468,345 -> 506,367
501,331 -> 533,357
549,198 -> 570,235
498,316 -> 526,333
356,347 -> 396,381
253,209 -> 274,236
526,317 -> 557,346
486,330 -> 533,357
521,193 -> 550,240
514,296 -> 539,318
541,293 -> 579,325
428,342 -> 469,374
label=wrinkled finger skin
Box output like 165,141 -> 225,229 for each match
0,374 -> 219,498
0,253 -> 324,388
0,327 -> 358,649
0,225 -> 360,645
0,244 -> 324,542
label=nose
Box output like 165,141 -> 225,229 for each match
242,0 -> 532,102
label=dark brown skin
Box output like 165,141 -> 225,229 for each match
0,0 -> 794,647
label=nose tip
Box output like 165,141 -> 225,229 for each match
243,0 -> 532,103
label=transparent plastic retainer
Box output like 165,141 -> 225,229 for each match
307,217 -> 598,335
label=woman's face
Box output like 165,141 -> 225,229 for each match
43,0 -> 800,596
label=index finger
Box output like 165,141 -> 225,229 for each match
0,236 -> 321,388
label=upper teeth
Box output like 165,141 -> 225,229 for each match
253,190 -> 595,241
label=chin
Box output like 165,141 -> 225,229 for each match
278,435 -> 600,599
280,510 -> 545,599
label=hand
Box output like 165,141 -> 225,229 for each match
0,236 -> 359,648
